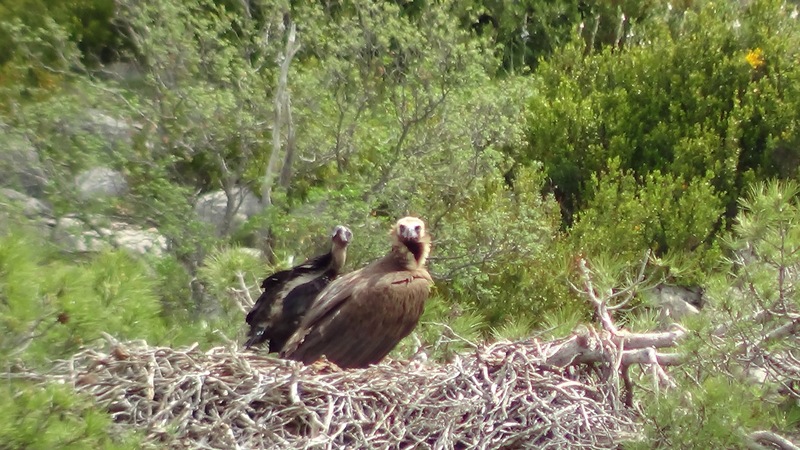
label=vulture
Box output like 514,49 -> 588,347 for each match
281,216 -> 433,369
244,225 -> 352,352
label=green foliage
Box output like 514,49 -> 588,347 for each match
0,17 -> 82,107
629,376 -> 776,449
151,256 -> 194,320
452,0 -> 673,73
490,317 -> 535,341
195,246 -> 264,340
734,180 -> 800,270
569,159 -> 725,282
0,0 -> 118,67
538,306 -> 586,339
522,0 -> 800,248
432,164 -> 566,327
115,0 -> 280,190
0,229 -> 167,366
632,179 -> 800,447
707,180 -> 800,331
0,381 -> 143,449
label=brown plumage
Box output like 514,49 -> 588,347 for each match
244,225 -> 352,352
281,216 -> 433,369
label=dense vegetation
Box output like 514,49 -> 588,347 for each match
2,0 -> 800,447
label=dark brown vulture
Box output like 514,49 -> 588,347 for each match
244,225 -> 352,352
281,216 -> 433,369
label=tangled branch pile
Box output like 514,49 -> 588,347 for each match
15,334 -> 638,449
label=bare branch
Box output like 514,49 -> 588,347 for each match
577,259 -> 619,335
747,431 -> 800,450
262,21 -> 301,206
10,336 -> 639,449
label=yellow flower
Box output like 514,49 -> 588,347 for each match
745,48 -> 765,69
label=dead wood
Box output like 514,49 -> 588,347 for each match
9,334 -> 640,449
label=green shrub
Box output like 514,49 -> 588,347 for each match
522,0 -> 800,252
630,179 -> 800,448
0,0 -> 120,66
0,229 -> 167,365
628,376 -> 777,450
0,381 -> 143,449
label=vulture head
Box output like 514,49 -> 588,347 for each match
391,216 -> 430,268
331,225 -> 352,247
330,225 -> 352,268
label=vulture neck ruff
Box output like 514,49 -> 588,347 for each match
397,240 -> 428,267
391,231 -> 430,269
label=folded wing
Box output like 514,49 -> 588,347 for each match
244,226 -> 351,352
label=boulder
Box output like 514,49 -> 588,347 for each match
0,127 -> 47,196
82,109 -> 135,149
0,188 -> 51,218
75,167 -> 129,200
649,284 -> 703,327
53,216 -> 167,257
194,187 -> 263,236
111,225 -> 169,257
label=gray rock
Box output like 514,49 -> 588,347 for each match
110,225 -> 168,257
649,284 -> 703,326
83,109 -> 135,148
75,167 -> 128,200
53,217 -> 106,253
53,216 -> 167,257
0,188 -> 51,218
0,127 -> 47,196
194,187 -> 263,235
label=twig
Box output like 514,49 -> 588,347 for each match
746,430 -> 800,450
7,337 -> 638,449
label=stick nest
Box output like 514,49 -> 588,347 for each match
16,336 -> 637,449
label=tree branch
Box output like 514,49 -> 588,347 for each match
747,430 -> 800,450
262,21 -> 300,206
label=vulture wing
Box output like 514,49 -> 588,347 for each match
282,263 -> 432,368
244,252 -> 334,350
259,253 -> 330,290
258,274 -> 334,353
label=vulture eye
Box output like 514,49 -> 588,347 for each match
399,224 -> 406,233
414,225 -> 421,234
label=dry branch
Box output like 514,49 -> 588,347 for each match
567,256 -> 685,400
9,336 -> 639,449
747,430 -> 800,450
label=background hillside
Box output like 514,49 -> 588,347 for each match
2,0 -> 800,447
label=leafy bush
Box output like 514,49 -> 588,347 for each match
0,381 -> 143,449
522,0 -> 800,258
0,229 -> 167,365
569,159 -> 725,282
0,0 -> 119,66
629,376 -> 777,449
630,179 -> 800,448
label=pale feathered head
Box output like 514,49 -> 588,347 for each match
390,216 -> 430,267
330,225 -> 353,248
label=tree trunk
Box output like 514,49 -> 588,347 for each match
261,21 -> 300,207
